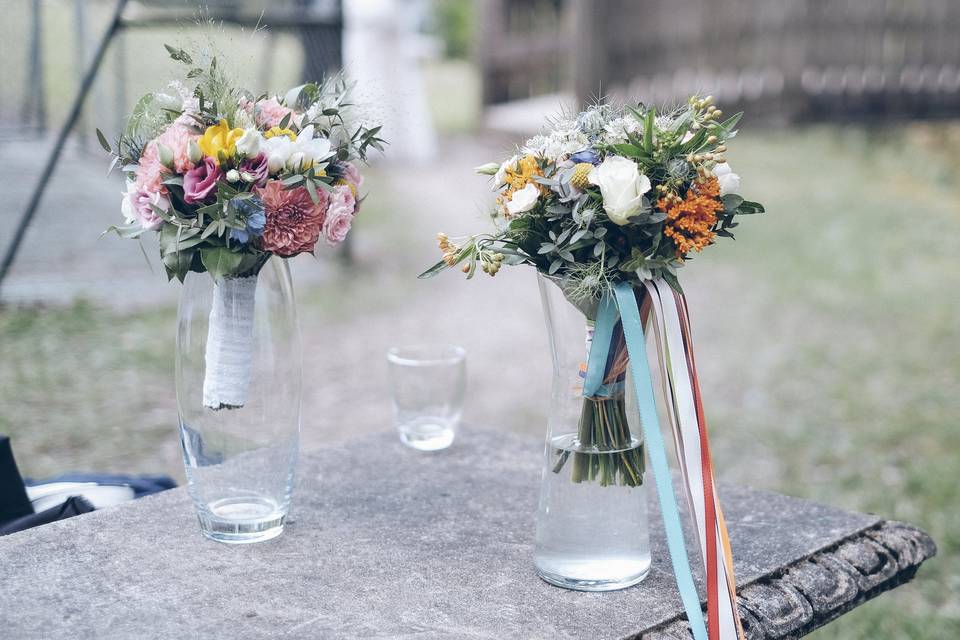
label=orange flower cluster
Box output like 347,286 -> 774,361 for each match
658,176 -> 724,257
497,155 -> 546,217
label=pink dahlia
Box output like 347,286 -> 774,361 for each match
322,184 -> 356,246
256,180 -> 328,256
156,122 -> 198,173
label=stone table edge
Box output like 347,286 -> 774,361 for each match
639,520 -> 937,639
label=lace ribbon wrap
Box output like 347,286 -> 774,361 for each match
203,276 -> 257,410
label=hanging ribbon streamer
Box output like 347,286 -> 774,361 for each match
584,281 -> 743,640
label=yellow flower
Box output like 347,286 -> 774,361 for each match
263,127 -> 297,141
570,162 -> 593,190
198,120 -> 244,163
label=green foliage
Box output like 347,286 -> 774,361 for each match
432,0 -> 474,59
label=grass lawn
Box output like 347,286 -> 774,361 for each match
1,122 -> 957,638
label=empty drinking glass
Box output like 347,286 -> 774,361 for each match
387,344 -> 466,451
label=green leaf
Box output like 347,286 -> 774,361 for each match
95,128 -> 111,153
721,194 -> 744,212
643,108 -> 655,153
305,178 -> 319,204
200,247 -> 243,281
610,143 -> 644,157
660,269 -> 684,293
102,224 -> 145,240
162,246 -> 194,282
735,200 -> 766,215
418,259 -> 449,279
278,111 -> 292,131
717,111 -> 743,135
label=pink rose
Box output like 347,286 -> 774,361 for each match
122,182 -> 168,231
183,157 -> 223,205
322,185 -> 356,246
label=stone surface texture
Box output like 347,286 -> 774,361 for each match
0,429 -> 936,639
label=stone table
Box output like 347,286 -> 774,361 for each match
0,429 -> 936,639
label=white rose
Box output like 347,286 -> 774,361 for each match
712,162 -> 740,196
588,156 -> 651,225
505,182 -> 540,216
494,155 -> 518,188
226,169 -> 240,183
235,128 -> 262,158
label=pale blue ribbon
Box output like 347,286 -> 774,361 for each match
583,282 -> 708,640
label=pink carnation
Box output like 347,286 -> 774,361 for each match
134,142 -> 168,194
322,185 -> 356,246
156,122 -> 197,174
257,180 -> 328,257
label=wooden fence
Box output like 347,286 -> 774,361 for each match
479,0 -> 960,122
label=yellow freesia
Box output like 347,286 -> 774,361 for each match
198,120 -> 244,163
263,127 -> 297,141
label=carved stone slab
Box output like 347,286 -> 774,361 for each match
0,429 -> 936,639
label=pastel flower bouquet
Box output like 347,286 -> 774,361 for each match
422,96 -> 764,485
101,44 -> 384,409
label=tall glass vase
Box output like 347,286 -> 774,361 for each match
534,273 -> 651,590
175,257 -> 301,544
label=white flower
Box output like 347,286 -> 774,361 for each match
588,156 -> 651,225
522,135 -> 548,157
505,183 -> 540,216
602,116 -> 641,144
291,124 -> 334,169
262,136 -> 292,175
544,129 -> 589,161
494,155 -> 518,188
226,169 -> 240,183
712,162 -> 741,196
523,127 -> 588,162
235,128 -> 263,158
680,130 -> 695,144
287,151 -> 308,172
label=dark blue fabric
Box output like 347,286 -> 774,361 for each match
26,473 -> 176,498
0,496 -> 94,536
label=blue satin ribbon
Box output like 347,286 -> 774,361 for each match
584,282 -> 708,640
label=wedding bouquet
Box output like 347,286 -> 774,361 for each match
102,44 -> 384,409
422,97 -> 764,485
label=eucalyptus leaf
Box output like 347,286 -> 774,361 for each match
200,247 -> 243,281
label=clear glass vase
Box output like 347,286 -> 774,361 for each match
534,273 -> 651,590
175,257 -> 301,544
